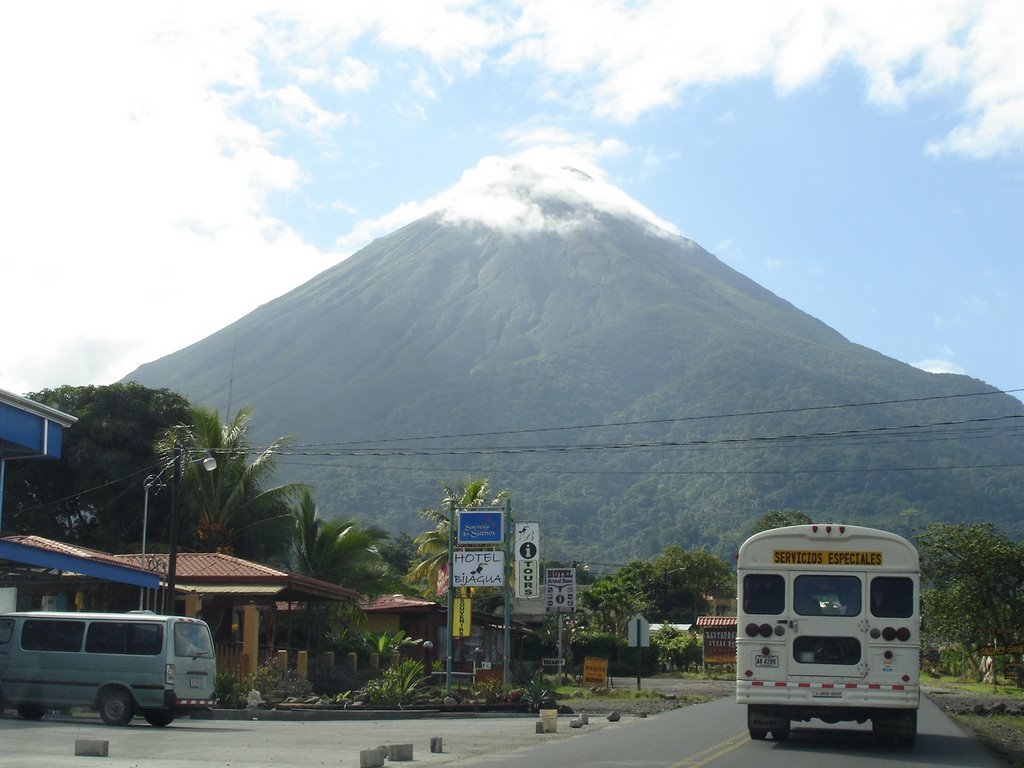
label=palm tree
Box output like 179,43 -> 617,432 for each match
159,405 -> 300,563
287,487 -> 398,597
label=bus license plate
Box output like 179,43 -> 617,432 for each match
190,676 -> 203,688
754,655 -> 778,668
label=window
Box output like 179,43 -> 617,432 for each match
743,574 -> 785,615
870,577 -> 915,618
21,619 -> 85,652
86,622 -> 163,655
794,575 -> 861,616
0,618 -> 13,645
174,622 -> 213,658
793,635 -> 861,665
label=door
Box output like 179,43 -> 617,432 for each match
788,572 -> 868,679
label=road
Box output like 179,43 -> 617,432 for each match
0,694 -> 1003,767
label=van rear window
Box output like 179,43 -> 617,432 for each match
86,621 -> 163,655
22,619 -> 85,652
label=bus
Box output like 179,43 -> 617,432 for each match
0,611 -> 216,726
735,524 -> 920,745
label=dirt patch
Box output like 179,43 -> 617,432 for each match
926,686 -> 1024,767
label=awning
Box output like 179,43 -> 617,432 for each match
0,538 -> 159,590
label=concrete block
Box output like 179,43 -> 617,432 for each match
74,739 -> 109,757
359,748 -> 385,768
386,743 -> 414,761
570,718 -> 583,728
580,714 -> 589,725
535,721 -> 546,733
430,736 -> 443,753
606,711 -> 621,722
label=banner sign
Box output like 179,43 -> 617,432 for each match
583,656 -> 609,686
453,550 -> 505,587
436,563 -> 449,596
514,522 -> 540,599
453,597 -> 472,637
457,509 -> 504,544
545,568 -> 576,613
702,627 -> 737,664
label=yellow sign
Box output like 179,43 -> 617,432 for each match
453,597 -> 472,638
772,550 -> 883,566
583,656 -> 608,686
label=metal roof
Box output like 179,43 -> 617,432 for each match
0,388 -> 77,460
0,536 -> 159,590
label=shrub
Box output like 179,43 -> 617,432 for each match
364,659 -> 429,706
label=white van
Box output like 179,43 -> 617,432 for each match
0,611 -> 216,726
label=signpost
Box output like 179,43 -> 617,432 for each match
457,509 -> 504,544
453,550 -> 504,587
627,613 -> 650,690
583,656 -> 609,687
514,522 -> 540,599
545,568 -> 576,682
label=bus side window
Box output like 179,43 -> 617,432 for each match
870,577 -> 914,618
743,574 -> 785,614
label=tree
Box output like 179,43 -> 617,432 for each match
752,510 -> 812,534
2,384 -> 192,550
916,522 -> 1024,676
287,487 -> 396,597
159,405 -> 299,563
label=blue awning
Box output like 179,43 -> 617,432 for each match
0,538 -> 159,590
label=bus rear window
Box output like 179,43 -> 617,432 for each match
870,577 -> 914,618
795,575 -> 861,616
743,574 -> 785,615
22,619 -> 85,652
86,622 -> 163,655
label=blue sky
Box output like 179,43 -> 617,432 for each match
1,2 -> 1021,402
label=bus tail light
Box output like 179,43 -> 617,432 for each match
896,627 -> 911,642
165,664 -> 176,685
882,627 -> 896,641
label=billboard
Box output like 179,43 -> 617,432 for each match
457,509 -> 504,544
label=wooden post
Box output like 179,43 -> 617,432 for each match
184,594 -> 202,618
277,649 -> 288,673
297,651 -> 308,680
242,604 -> 259,676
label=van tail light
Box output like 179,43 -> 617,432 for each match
165,663 -> 176,685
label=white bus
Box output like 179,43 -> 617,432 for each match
736,524 -> 920,745
0,611 -> 216,726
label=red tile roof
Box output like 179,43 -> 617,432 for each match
3,535 -> 357,603
362,594 -> 441,613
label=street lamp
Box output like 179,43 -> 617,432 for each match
165,446 -> 216,614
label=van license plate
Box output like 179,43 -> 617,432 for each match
190,676 -> 203,688
754,655 -> 778,668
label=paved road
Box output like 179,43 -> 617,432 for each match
0,693 -> 1003,768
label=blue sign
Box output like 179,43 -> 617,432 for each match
457,509 -> 504,544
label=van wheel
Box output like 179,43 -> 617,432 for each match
17,704 -> 46,720
144,709 -> 175,727
99,688 -> 135,726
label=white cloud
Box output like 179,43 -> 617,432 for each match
506,0 -> 1024,158
912,358 -> 968,375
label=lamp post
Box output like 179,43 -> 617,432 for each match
165,446 -> 217,615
